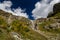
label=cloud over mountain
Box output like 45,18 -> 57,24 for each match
32,0 -> 60,19
0,1 -> 28,18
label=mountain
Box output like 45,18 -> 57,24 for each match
0,10 -> 47,40
0,3 -> 60,40
34,3 -> 60,40
47,3 -> 60,18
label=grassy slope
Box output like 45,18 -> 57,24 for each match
0,10 -> 47,40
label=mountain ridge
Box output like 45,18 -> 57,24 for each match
0,3 -> 60,40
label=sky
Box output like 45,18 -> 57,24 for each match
0,0 -> 60,20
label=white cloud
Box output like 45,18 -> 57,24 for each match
32,0 -> 60,19
0,1 -> 28,18
13,7 -> 28,18
0,1 -> 13,13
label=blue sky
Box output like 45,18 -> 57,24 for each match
0,0 -> 40,20
11,0 -> 40,19
0,0 -> 60,20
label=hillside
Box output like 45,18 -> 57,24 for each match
0,3 -> 60,40
34,3 -> 60,40
0,10 -> 47,40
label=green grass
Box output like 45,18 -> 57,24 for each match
20,29 -> 47,40
0,28 -> 14,40
38,18 -> 60,33
53,13 -> 60,18
0,16 -> 8,28
49,12 -> 60,19
10,19 -> 47,40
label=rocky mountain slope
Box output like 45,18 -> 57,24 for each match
34,3 -> 60,40
0,10 -> 47,40
0,3 -> 60,40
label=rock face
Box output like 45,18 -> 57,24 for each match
47,3 -> 60,18
0,3 -> 60,40
53,3 -> 60,13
